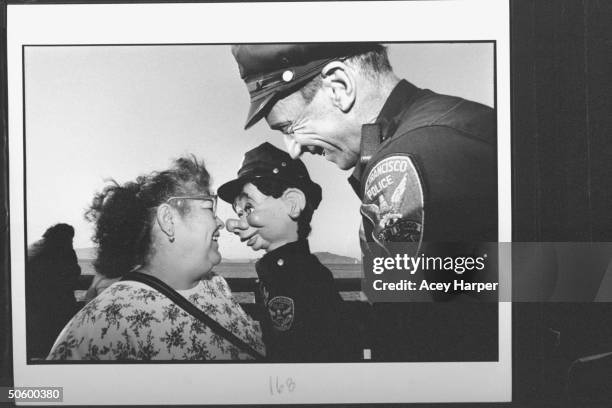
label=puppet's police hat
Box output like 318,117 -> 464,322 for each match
218,142 -> 322,208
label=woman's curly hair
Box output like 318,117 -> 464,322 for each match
85,156 -> 210,278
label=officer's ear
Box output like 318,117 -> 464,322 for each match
281,188 -> 306,220
321,61 -> 355,113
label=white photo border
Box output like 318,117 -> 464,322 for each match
8,1 -> 511,404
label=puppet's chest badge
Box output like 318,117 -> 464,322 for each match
267,296 -> 295,332
361,155 -> 425,244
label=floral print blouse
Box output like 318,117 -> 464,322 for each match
47,274 -> 265,360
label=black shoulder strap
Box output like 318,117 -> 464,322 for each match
121,271 -> 265,361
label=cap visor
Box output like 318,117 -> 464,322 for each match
244,93 -> 276,130
218,178 -> 246,204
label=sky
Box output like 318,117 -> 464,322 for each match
24,43 -> 494,259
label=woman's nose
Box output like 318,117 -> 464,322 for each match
215,216 -> 225,230
225,218 -> 246,233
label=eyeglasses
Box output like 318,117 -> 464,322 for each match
165,194 -> 218,215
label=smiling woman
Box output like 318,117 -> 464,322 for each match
45,156 -> 265,361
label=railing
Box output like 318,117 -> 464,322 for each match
75,274 -> 366,321
74,274 -> 371,357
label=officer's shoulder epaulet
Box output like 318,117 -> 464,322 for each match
394,92 -> 495,143
394,92 -> 464,134
371,98 -> 495,164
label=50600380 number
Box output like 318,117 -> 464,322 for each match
2,387 -> 63,402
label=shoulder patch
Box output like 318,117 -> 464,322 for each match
267,296 -> 294,332
361,155 -> 424,247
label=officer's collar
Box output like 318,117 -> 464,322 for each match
256,239 -> 311,272
348,80 -> 420,196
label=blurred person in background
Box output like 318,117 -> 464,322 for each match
26,223 -> 81,359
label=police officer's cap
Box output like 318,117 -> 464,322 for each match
218,142 -> 322,208
232,43 -> 381,129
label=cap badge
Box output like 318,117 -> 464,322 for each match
282,70 -> 294,82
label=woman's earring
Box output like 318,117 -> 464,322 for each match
169,235 -> 175,243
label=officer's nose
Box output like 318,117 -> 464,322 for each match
283,134 -> 303,159
225,217 -> 248,233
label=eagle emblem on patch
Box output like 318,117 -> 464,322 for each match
360,155 -> 424,249
267,296 -> 294,332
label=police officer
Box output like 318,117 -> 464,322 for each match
219,143 -> 357,362
231,43 -> 498,361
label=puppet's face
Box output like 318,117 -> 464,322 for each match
226,183 -> 294,252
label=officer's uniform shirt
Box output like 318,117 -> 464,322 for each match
349,80 -> 499,361
255,240 -> 345,362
